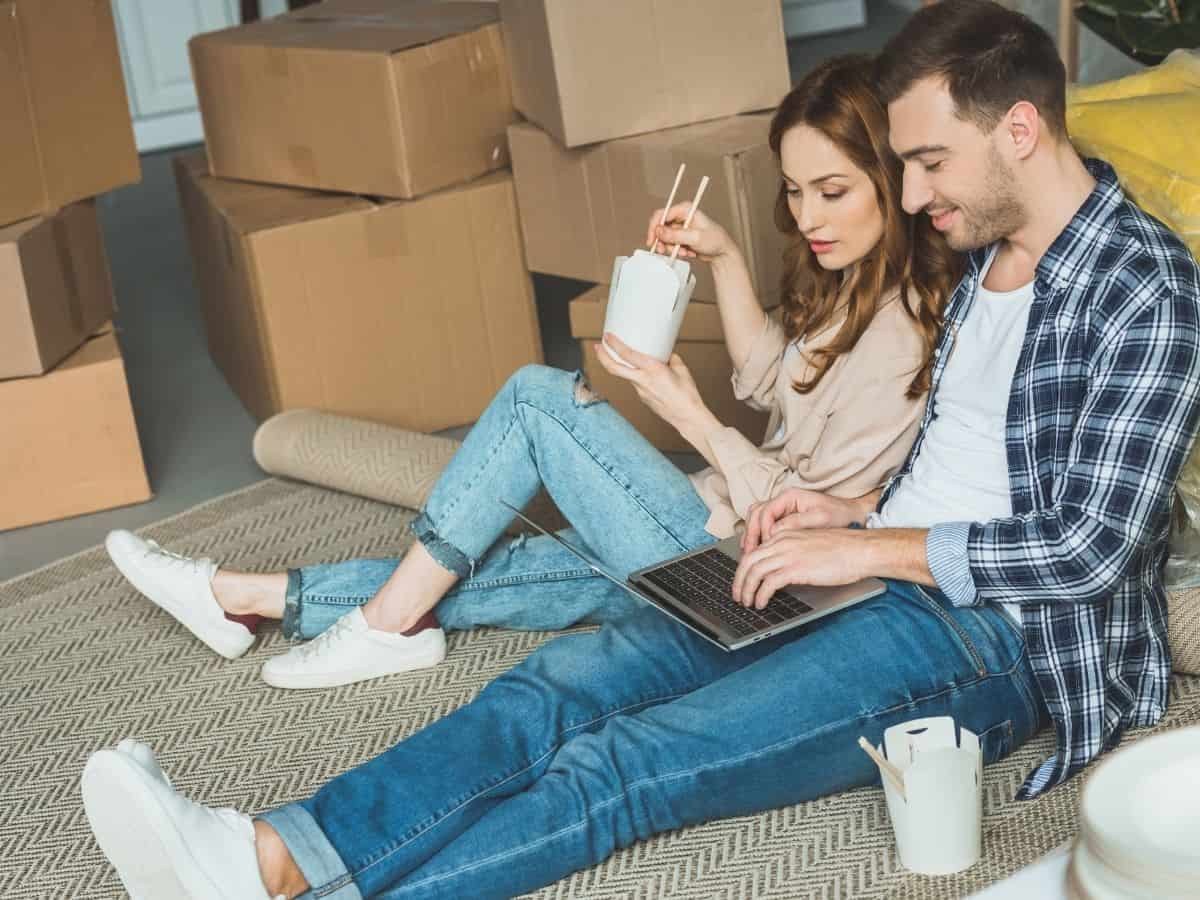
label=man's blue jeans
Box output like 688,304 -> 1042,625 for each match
259,365 -> 1046,899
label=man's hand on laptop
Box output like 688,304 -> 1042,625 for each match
741,488 -> 878,553
732,529 -> 875,608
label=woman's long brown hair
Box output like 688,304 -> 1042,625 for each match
768,54 -> 961,397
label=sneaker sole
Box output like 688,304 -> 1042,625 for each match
81,750 -> 228,900
260,641 -> 446,690
106,535 -> 252,661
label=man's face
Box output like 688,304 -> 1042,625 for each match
887,78 -> 1026,251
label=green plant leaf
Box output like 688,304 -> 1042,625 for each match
1081,0 -> 1159,18
1116,13 -> 1200,56
1076,6 -> 1173,62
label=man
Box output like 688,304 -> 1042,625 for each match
81,3 -> 1200,898
733,0 -> 1200,798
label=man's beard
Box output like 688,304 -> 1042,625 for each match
943,143 -> 1026,251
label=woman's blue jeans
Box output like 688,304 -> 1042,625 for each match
259,365 -> 1047,899
280,365 -> 715,639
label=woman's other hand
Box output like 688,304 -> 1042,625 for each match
645,203 -> 734,263
593,334 -> 718,434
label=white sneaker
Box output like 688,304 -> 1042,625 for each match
261,608 -> 446,689
105,530 -> 255,660
115,738 -> 173,787
81,746 -> 283,900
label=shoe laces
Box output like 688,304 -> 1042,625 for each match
145,539 -> 205,575
295,613 -> 359,661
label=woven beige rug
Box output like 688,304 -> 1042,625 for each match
3,478 -> 1199,899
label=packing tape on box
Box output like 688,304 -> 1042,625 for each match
362,206 -> 410,259
51,216 -> 85,333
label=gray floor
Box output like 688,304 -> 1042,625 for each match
0,5 -> 911,582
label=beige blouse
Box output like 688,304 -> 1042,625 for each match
690,287 -> 928,538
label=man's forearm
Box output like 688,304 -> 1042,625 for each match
859,527 -> 937,586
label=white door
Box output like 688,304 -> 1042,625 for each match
112,0 -> 288,152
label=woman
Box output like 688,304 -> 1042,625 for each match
85,56 -> 971,899
102,55 -> 956,692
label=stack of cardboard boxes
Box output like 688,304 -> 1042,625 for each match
177,0 -> 544,433
0,0 -> 149,531
501,0 -> 794,451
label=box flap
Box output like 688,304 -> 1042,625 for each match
732,142 -> 788,305
194,0 -> 496,55
0,1 -> 44,226
0,237 -> 37,373
507,122 -> 610,283
52,326 -> 121,372
498,0 -> 566,143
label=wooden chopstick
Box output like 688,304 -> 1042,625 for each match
669,176 -> 710,262
650,163 -> 687,255
858,736 -> 907,799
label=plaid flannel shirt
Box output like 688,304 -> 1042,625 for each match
880,160 -> 1200,799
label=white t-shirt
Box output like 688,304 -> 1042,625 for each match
873,251 -> 1034,624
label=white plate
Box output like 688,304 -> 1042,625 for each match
1080,725 -> 1200,881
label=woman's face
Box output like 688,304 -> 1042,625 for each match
779,124 -> 885,271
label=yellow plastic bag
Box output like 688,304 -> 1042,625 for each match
1067,48 -> 1200,104
1067,52 -> 1200,261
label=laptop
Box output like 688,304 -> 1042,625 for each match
500,501 -> 886,651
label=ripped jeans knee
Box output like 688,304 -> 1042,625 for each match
572,369 -> 603,407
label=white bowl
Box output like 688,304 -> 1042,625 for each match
1070,725 -> 1200,898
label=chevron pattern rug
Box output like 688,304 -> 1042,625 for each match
3,478 -> 1198,899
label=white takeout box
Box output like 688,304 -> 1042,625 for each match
601,249 -> 697,366
880,716 -> 982,875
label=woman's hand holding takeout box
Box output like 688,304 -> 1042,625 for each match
593,333 -> 718,437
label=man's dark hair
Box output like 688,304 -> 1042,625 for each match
874,0 -> 1068,138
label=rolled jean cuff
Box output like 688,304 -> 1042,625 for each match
409,511 -> 474,579
256,804 -> 362,900
281,568 -> 304,640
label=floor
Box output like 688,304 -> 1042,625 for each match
0,3 -> 914,583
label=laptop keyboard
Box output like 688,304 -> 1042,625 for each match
640,547 -> 813,638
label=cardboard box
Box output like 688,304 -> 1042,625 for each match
0,327 -> 152,531
173,152 -> 543,432
509,115 -> 788,306
569,285 -> 770,453
0,201 -> 116,379
499,0 -> 790,148
0,0 -> 140,228
190,0 -> 516,199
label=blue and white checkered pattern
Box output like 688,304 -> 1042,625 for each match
881,159 -> 1200,799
